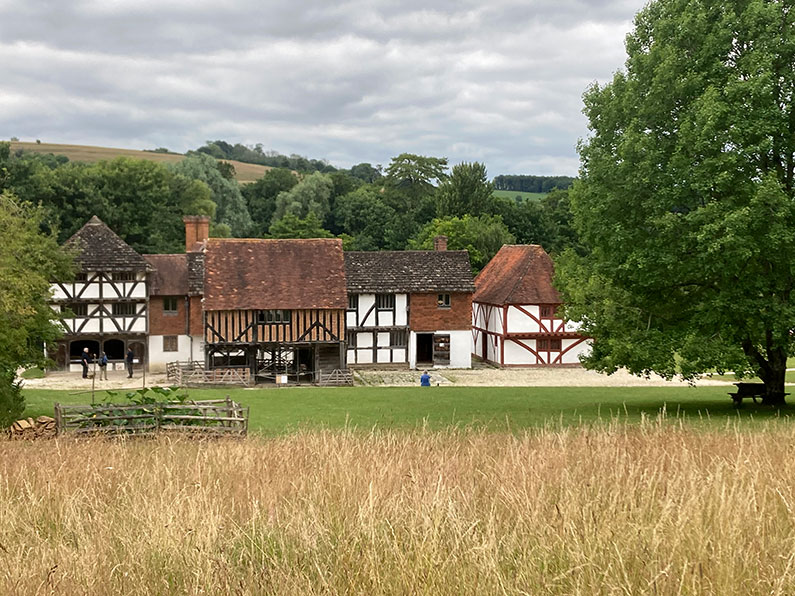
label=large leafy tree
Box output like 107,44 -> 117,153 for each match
557,0 -> 795,403
436,161 -> 494,217
242,168 -> 298,237
271,172 -> 334,225
0,192 -> 73,426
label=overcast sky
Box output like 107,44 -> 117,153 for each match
0,0 -> 646,176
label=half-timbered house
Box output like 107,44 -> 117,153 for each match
344,240 -> 474,369
49,216 -> 151,371
203,238 -> 348,382
472,244 -> 589,366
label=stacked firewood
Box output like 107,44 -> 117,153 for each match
8,416 -> 56,439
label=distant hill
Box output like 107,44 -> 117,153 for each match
8,141 -> 271,183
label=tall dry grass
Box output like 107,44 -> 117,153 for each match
1,420 -> 795,595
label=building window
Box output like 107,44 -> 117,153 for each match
258,309 -> 291,324
538,338 -> 562,351
163,296 -> 179,314
345,330 -> 357,348
540,305 -> 555,318
163,336 -> 178,352
375,294 -> 395,310
389,329 -> 407,348
348,294 -> 359,311
112,271 -> 136,281
112,302 -> 137,316
437,294 -> 451,308
66,303 -> 87,317
75,272 -> 88,282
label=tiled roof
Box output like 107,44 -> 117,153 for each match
473,245 -> 560,305
344,251 -> 475,294
144,255 -> 188,296
64,216 -> 151,272
204,238 -> 347,310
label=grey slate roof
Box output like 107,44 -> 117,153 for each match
64,216 -> 151,272
344,251 -> 475,294
186,251 -> 205,296
144,254 -> 188,295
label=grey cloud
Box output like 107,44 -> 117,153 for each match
0,0 -> 647,175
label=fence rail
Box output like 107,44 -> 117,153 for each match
167,361 -> 251,387
54,397 -> 248,437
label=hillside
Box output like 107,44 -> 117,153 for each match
8,141 -> 271,183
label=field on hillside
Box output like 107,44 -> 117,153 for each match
493,189 -> 547,201
22,385 -> 794,435
8,141 -> 271,183
3,423 -> 795,595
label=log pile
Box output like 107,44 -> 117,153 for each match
8,416 -> 57,439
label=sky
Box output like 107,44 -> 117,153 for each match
0,0 -> 647,176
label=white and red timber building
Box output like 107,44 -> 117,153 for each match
471,244 -> 590,366
50,217 -> 475,379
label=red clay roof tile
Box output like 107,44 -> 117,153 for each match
473,245 -> 560,305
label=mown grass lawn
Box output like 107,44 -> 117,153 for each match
22,385 -> 794,435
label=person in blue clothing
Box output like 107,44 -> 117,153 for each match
99,351 -> 109,380
80,347 -> 91,379
420,370 -> 431,386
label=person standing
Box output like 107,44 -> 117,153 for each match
99,351 -> 109,380
125,347 -> 134,378
420,370 -> 431,387
80,347 -> 91,379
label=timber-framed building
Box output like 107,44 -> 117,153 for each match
202,238 -> 348,382
50,216 -> 151,371
472,244 -> 589,366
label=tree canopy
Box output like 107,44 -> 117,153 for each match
436,161 -> 494,218
556,0 -> 795,403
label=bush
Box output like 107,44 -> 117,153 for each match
0,374 -> 24,428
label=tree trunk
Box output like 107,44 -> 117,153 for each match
742,340 -> 788,406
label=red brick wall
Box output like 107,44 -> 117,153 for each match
188,297 -> 204,336
410,292 -> 472,331
148,296 -> 187,336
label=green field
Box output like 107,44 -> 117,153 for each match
23,385 -> 793,435
493,189 -> 547,201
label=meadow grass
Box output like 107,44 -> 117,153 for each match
8,141 -> 270,183
3,421 -> 795,594
22,385 -> 794,435
493,189 -> 547,201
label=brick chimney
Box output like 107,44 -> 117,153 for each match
183,216 -> 210,252
433,235 -> 448,251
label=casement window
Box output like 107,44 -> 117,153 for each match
112,271 -> 136,281
66,303 -> 87,317
540,305 -> 555,318
375,294 -> 395,310
258,309 -> 291,324
437,294 -> 451,308
389,329 -> 407,348
163,296 -> 179,314
345,330 -> 357,348
348,295 -> 359,311
112,302 -> 138,316
538,338 -> 562,351
75,272 -> 88,282
163,336 -> 178,352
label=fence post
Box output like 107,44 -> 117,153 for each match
54,403 -> 62,436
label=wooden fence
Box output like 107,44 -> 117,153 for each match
54,397 -> 248,437
166,361 -> 251,387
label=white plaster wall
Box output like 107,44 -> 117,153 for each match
377,309 -> 394,327
149,334 -> 195,372
504,339 -> 536,366
81,283 -> 100,299
507,305 -> 540,333
358,295 -> 375,326
51,284 -> 68,300
377,349 -> 391,363
408,331 -> 418,369
346,311 -> 357,328
377,332 -> 390,347
357,350 -> 373,364
561,338 -> 591,364
395,294 -> 408,326
357,332 -> 373,348
392,348 -> 407,362
445,330 -> 471,368
489,306 -> 504,334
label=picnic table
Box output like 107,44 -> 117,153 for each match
729,382 -> 789,407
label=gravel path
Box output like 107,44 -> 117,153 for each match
21,365 -> 735,390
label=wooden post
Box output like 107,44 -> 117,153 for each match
54,403 -> 62,436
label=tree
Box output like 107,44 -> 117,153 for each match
409,215 -> 514,273
333,185 -> 397,250
556,0 -> 795,404
242,168 -> 298,237
271,172 -> 334,224
385,153 -> 448,203
436,161 -> 494,217
268,212 -> 333,239
171,154 -> 251,236
0,192 -> 73,426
